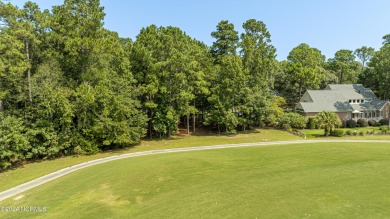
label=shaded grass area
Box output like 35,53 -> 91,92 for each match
0,129 -> 300,192
1,142 -> 390,218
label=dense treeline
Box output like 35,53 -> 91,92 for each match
0,0 -> 389,170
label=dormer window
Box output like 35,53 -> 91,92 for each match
357,100 -> 360,103
349,100 -> 352,103
353,100 -> 356,103
361,99 -> 364,103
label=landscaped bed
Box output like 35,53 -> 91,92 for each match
300,126 -> 389,139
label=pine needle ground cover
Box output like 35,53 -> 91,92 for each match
1,142 -> 390,218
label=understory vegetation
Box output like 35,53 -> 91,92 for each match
1,0 -> 390,170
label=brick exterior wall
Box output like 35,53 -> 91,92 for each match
383,102 -> 390,120
336,112 -> 348,121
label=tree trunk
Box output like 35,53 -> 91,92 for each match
339,72 -> 343,84
148,108 -> 154,139
25,40 -> 32,102
299,85 -> 303,100
0,99 -> 3,112
186,114 -> 190,134
193,99 -> 196,133
167,126 -> 171,138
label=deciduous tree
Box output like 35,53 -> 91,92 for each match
354,46 -> 375,69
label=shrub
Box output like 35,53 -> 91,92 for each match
277,113 -> 306,130
379,119 -> 389,126
332,129 -> 345,137
0,115 -> 31,170
358,131 -> 365,136
357,119 -> 368,127
345,130 -> 352,135
346,119 -> 356,128
307,117 -> 316,129
341,120 -> 347,128
368,120 -> 377,126
352,130 -> 358,136
379,126 -> 389,134
282,123 -> 293,132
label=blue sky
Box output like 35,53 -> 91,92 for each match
10,0 -> 390,60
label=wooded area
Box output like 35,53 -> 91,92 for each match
0,0 -> 389,170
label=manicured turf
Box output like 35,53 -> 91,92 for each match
0,129 -> 301,192
300,127 -> 383,138
2,142 -> 390,218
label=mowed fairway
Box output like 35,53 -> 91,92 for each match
2,142 -> 390,218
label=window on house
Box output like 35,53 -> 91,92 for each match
357,100 -> 360,103
361,99 -> 364,103
381,111 -> 384,117
353,100 -> 356,103
349,100 -> 352,103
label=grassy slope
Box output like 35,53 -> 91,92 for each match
0,129 -> 301,192
1,142 -> 390,218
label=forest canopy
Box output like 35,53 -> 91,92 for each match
0,0 -> 388,170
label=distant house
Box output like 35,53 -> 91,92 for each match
296,84 -> 390,122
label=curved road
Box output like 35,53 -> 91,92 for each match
1,139 -> 390,202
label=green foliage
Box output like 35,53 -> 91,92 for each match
265,96 -> 286,126
0,1 -> 147,170
206,55 -> 245,133
211,20 -> 239,61
332,129 -> 345,137
326,49 -> 361,84
368,45 -> 390,99
282,43 -> 327,103
132,25 -> 208,137
346,119 -> 357,128
382,34 -> 390,45
368,120 -> 377,126
277,112 -> 306,130
307,117 -> 316,129
354,46 -> 375,68
315,111 -> 341,136
379,126 -> 389,134
0,114 -> 30,170
357,119 -> 368,127
379,119 -> 389,126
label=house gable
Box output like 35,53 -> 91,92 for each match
299,92 -> 313,102
297,84 -> 389,121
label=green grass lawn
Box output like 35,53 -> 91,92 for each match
0,129 -> 301,193
300,126 -> 383,139
1,142 -> 390,218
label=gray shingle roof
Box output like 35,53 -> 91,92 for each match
298,84 -> 388,113
326,84 -> 378,100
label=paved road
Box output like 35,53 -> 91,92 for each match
1,139 -> 390,202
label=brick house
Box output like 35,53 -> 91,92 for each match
296,84 -> 390,122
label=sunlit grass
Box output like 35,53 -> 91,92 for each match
300,126 -> 387,139
0,129 -> 300,192
2,142 -> 390,218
